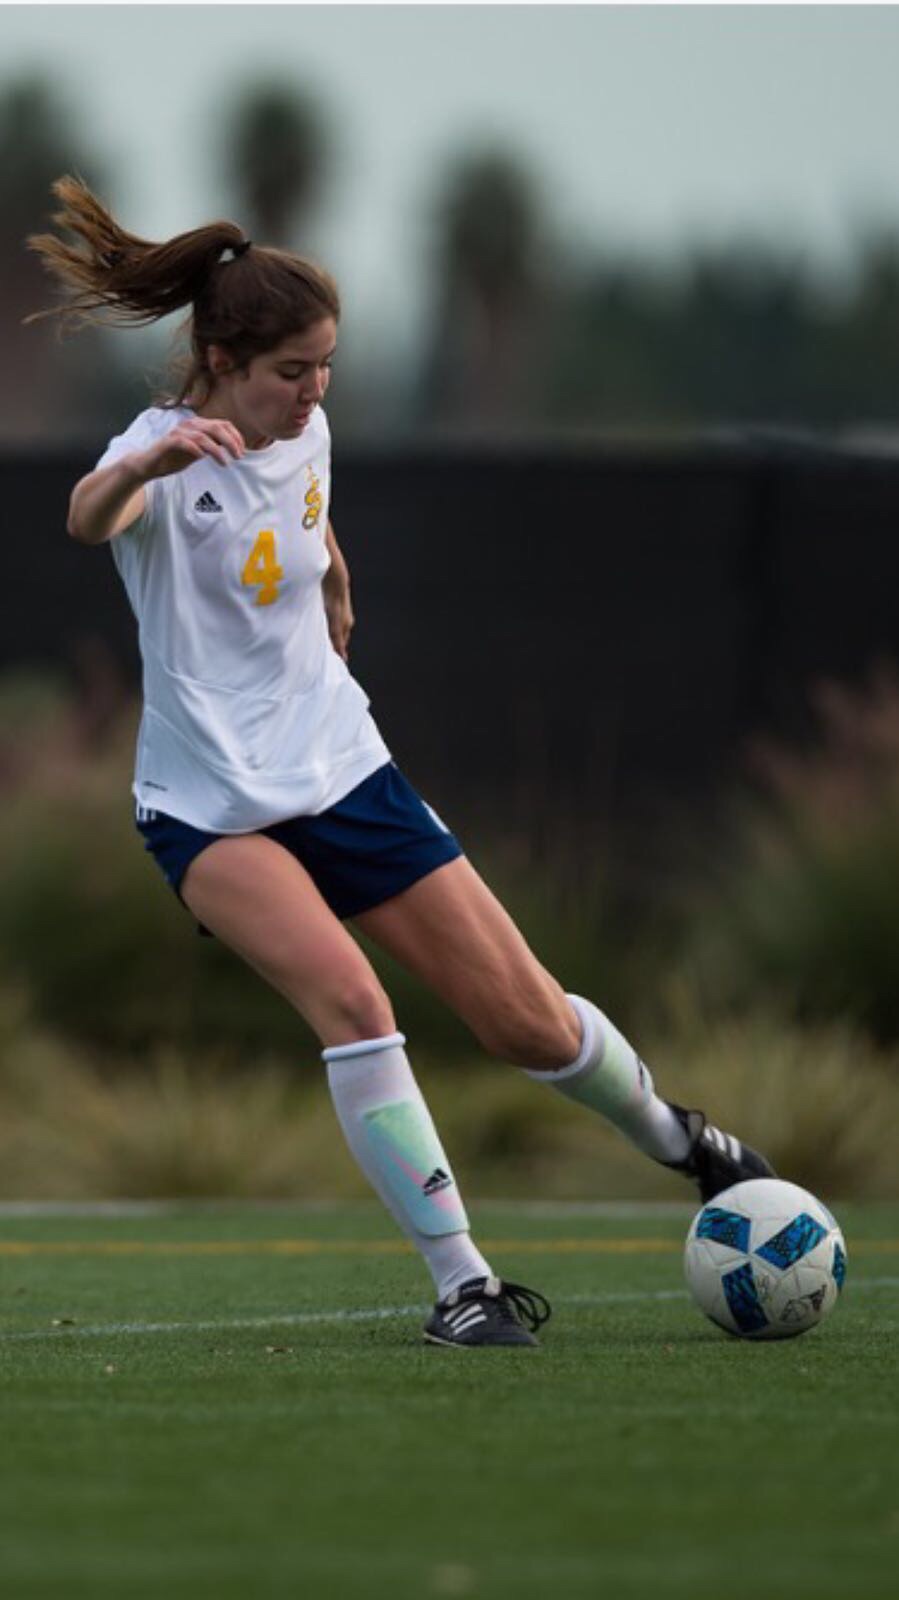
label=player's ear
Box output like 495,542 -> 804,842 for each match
206,344 -> 235,377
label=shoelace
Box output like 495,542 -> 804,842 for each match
491,1279 -> 552,1332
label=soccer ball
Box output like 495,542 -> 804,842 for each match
684,1178 -> 846,1339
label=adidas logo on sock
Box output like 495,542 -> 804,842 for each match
194,491 -> 223,513
422,1167 -> 453,1196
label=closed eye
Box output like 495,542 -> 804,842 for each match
278,352 -> 336,379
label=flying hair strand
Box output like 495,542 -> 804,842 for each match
25,174 -> 249,330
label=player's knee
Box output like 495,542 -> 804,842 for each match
328,975 -> 397,1044
477,996 -> 582,1071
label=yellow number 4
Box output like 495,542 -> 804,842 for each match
241,529 -> 283,606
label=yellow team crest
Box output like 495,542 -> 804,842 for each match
303,466 -> 323,531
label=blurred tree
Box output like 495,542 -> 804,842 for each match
827,234 -> 899,426
222,82 -> 329,245
1,79 -> 84,244
545,235 -> 899,435
416,149 -> 554,432
0,75 -> 123,443
547,245 -> 821,430
664,246 -> 817,422
216,81 -> 375,434
546,261 -> 673,427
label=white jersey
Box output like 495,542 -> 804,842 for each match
97,404 -> 390,832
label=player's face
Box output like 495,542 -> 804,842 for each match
208,319 -> 337,447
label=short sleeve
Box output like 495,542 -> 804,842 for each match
95,408 -> 179,533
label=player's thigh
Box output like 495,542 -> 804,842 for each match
354,856 -> 580,1068
181,833 -> 395,1047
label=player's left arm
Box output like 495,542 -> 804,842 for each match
323,519 -> 355,662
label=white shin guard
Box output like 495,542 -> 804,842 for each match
324,1032 -> 492,1298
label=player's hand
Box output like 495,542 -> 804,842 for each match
323,569 -> 355,662
134,417 -> 246,481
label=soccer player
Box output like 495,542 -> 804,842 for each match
29,178 -> 774,1348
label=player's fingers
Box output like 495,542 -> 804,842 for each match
165,428 -> 206,455
172,429 -> 229,467
188,418 -> 245,457
203,420 -> 244,456
163,438 -> 206,466
193,436 -> 232,466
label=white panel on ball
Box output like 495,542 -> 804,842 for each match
684,1178 -> 846,1340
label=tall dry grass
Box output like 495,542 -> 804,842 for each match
686,668 -> 899,1044
1,982 -> 897,1201
1,665 -> 898,1200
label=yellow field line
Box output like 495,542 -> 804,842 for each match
0,1237 -> 895,1258
0,1237 -> 674,1257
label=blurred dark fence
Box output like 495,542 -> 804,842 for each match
7,441 -> 899,837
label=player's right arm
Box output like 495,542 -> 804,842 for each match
67,417 -> 245,544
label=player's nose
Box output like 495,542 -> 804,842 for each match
306,366 -> 329,402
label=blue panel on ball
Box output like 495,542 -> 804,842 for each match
722,1262 -> 769,1333
696,1207 -> 751,1252
832,1241 -> 847,1292
755,1213 -> 828,1270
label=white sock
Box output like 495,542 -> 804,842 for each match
324,1032 -> 492,1300
526,995 -> 691,1164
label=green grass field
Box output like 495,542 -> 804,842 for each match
0,1200 -> 896,1600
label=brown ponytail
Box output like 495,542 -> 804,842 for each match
27,175 -> 248,328
26,175 -> 340,405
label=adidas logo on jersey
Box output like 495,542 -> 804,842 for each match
422,1167 -> 453,1197
194,491 -> 223,513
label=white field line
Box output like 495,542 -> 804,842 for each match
1,1278 -> 896,1345
0,1200 -> 695,1220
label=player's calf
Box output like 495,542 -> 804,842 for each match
475,990 -> 582,1072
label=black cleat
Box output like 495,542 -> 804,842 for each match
663,1104 -> 776,1202
424,1275 -> 552,1348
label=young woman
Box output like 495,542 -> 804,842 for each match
30,178 -> 773,1348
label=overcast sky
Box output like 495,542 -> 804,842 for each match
7,3 -> 899,353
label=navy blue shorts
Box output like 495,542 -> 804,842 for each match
135,761 -> 463,931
